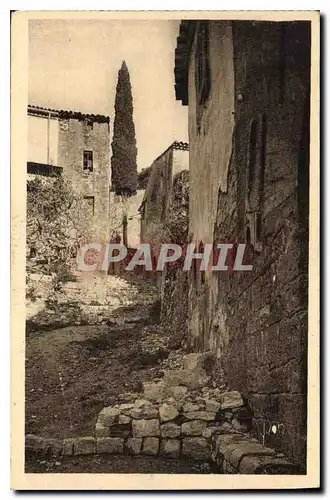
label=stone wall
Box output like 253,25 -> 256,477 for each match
185,21 -> 310,466
109,190 -> 145,248
140,143 -> 189,245
58,118 -> 110,243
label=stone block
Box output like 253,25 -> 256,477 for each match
229,443 -> 276,468
205,399 -> 221,412
96,437 -> 124,454
183,402 -> 200,412
159,403 -> 179,422
239,454 -> 298,474
182,437 -> 211,460
182,420 -> 207,436
74,437 -> 96,455
143,381 -> 166,401
126,437 -> 143,455
98,407 -> 120,426
43,438 -> 63,457
95,422 -> 108,437
213,433 -> 251,457
118,414 -> 131,425
160,439 -> 181,458
132,418 -> 160,437
183,411 -> 216,421
161,422 -> 181,438
163,369 -> 209,390
221,391 -> 244,410
183,352 -> 214,372
202,426 -> 222,439
25,434 -> 44,452
129,402 -> 158,419
232,418 -> 248,433
142,437 -> 159,456
165,385 -> 188,400
62,438 -> 75,456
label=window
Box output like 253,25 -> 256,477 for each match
247,120 -> 258,207
195,22 -> 211,106
195,21 -> 211,132
279,23 -> 287,105
83,150 -> 93,172
245,117 -> 267,251
82,196 -> 95,217
85,119 -> 93,131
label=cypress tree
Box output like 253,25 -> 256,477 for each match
111,61 -> 138,196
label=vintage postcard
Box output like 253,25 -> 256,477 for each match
11,10 -> 320,490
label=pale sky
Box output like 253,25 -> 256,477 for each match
28,19 -> 188,171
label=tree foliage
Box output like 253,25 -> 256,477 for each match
111,60 -> 138,196
26,177 -> 90,278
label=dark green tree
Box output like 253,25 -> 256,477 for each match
111,60 -> 138,197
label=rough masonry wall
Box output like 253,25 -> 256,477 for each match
140,148 -> 173,244
109,190 -> 145,248
188,21 -> 310,466
58,119 -> 110,243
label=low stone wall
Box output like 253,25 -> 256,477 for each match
25,352 -> 300,474
94,389 -> 248,460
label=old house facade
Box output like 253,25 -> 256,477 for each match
27,105 -> 111,242
174,21 -> 310,466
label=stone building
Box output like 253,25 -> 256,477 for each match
139,141 -> 189,245
27,104 -> 111,242
174,21 -> 310,466
108,191 -> 145,249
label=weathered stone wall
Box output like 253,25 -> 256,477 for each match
187,21 -> 310,466
109,190 -> 145,248
58,118 -> 110,243
140,144 -> 189,245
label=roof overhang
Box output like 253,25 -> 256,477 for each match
174,21 -> 197,106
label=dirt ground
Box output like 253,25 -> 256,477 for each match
25,322 -> 164,438
25,454 -> 218,474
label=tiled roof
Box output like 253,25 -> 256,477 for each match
27,105 -> 110,124
172,140 -> 189,151
174,21 -> 197,106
